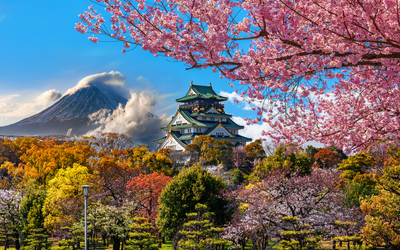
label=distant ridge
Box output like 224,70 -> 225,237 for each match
0,84 -> 128,136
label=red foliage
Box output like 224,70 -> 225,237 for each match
126,173 -> 172,225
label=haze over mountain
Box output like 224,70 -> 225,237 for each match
0,71 -> 169,146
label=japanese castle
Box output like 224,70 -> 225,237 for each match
155,82 -> 252,151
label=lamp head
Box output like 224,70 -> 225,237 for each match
81,185 -> 91,197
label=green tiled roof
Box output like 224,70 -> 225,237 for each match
165,109 -> 204,128
203,122 -> 223,135
191,113 -> 232,118
154,136 -> 167,144
225,118 -> 244,129
162,118 -> 243,131
209,135 -> 252,142
176,84 -> 228,102
170,131 -> 188,148
178,134 -> 194,140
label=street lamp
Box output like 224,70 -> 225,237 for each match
81,185 -> 91,250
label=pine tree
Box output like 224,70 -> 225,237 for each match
279,216 -> 321,250
178,203 -> 229,250
126,217 -> 158,250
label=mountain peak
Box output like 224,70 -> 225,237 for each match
0,84 -> 128,136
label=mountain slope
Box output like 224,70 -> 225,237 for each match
0,84 -> 128,136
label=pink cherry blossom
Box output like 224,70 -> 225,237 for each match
77,0 -> 400,152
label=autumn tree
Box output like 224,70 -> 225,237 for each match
91,132 -> 134,151
313,148 -> 343,169
185,135 -> 215,165
42,164 -> 94,232
244,140 -> 266,163
143,152 -> 179,177
126,173 -> 172,227
91,148 -> 141,206
212,140 -> 234,168
361,149 -> 400,249
19,140 -> 94,186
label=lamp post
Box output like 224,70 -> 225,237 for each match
81,185 -> 91,250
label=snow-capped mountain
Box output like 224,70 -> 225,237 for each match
0,83 -> 128,136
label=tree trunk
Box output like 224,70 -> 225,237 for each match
102,231 -> 107,246
112,236 -> 120,250
172,232 -> 182,250
14,233 -> 20,250
158,233 -> 162,248
4,236 -> 8,250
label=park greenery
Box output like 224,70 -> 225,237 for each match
0,133 -> 399,250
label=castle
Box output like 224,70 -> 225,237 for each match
154,82 -> 252,151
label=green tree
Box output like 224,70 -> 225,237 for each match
126,217 -> 158,250
230,168 -> 245,186
178,203 -> 229,250
213,140 -> 234,169
255,146 -> 312,176
19,185 -> 46,238
337,153 -> 376,180
156,166 -> 228,248
338,153 -> 378,207
280,216 -> 321,250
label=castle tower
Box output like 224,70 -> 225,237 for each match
154,82 -> 252,151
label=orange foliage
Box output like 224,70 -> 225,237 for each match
314,148 -> 342,168
19,140 -> 95,185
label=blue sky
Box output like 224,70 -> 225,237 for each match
0,0 -> 264,140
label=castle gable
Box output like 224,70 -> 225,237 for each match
171,112 -> 190,126
159,134 -> 186,151
208,123 -> 232,137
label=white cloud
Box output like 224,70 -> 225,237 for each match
220,90 -> 264,111
35,89 -> 62,105
232,116 -> 271,142
86,91 -> 169,146
0,89 -> 62,126
64,71 -> 127,97
220,90 -> 242,102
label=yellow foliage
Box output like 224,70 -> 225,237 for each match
43,163 -> 94,231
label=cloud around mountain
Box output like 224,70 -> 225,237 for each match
0,71 -> 169,147
86,90 -> 169,147
64,71 -> 128,98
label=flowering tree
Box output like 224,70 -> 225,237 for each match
77,0 -> 400,153
223,168 -> 361,249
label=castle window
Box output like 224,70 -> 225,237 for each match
188,129 -> 191,133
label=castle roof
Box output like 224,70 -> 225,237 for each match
176,84 -> 228,102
